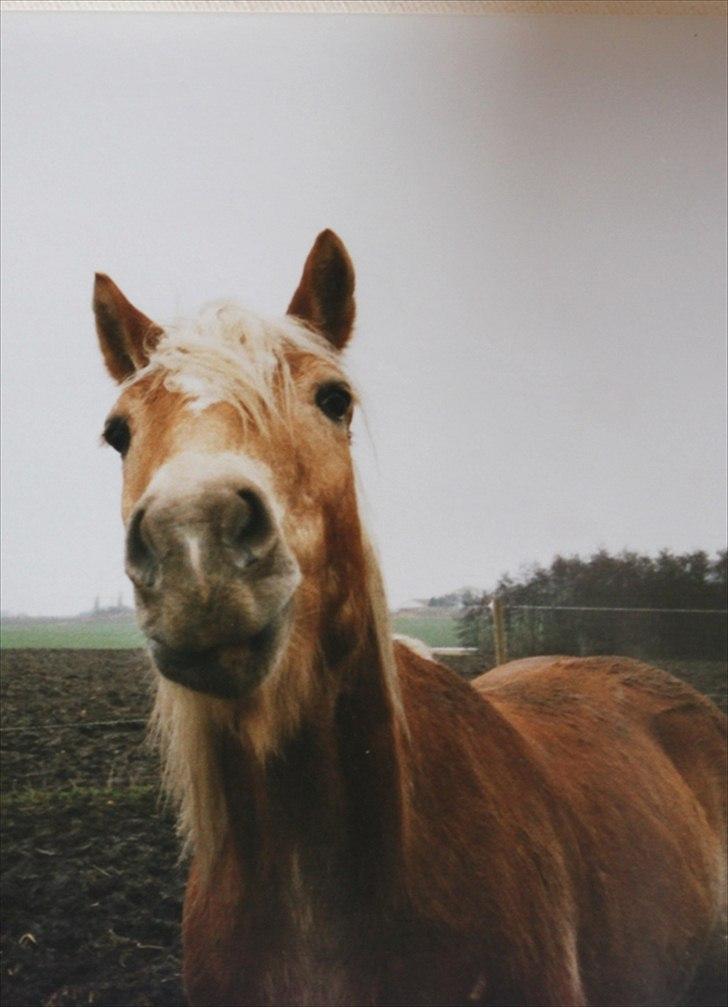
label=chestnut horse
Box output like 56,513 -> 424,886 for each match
94,231 -> 726,1007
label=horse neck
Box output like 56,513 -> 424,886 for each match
154,535 -> 408,907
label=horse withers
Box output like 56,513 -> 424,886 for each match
94,231 -> 727,1006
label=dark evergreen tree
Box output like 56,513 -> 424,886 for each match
458,549 -> 727,661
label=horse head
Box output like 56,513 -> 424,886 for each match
95,232 -> 371,723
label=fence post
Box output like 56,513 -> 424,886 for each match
490,595 -> 508,666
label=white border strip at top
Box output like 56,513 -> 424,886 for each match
2,0 -> 727,15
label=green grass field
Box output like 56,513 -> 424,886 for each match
0,619 -> 145,650
391,614 -> 460,648
1,612 -> 459,650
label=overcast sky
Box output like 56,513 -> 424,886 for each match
1,10 -> 726,617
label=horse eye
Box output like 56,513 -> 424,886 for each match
315,384 -> 352,423
103,416 -> 131,456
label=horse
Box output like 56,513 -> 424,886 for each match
93,230 -> 727,1007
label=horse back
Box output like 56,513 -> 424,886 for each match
474,655 -> 727,836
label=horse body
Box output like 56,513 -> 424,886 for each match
180,645 -> 726,1007
93,231 -> 727,1006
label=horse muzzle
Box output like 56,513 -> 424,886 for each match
125,454 -> 300,697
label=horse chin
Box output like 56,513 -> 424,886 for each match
149,607 -> 291,699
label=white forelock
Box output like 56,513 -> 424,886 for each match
125,301 -> 343,422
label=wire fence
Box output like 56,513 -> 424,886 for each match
491,603 -> 727,664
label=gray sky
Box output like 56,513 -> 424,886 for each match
1,11 -> 726,616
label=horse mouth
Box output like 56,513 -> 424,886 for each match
149,606 -> 291,699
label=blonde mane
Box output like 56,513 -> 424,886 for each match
125,302 -> 343,425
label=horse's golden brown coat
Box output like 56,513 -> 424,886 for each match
180,649 -> 726,1007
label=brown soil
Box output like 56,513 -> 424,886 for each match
1,650 -> 183,1007
1,649 -> 725,1006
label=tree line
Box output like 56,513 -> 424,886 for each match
459,549 -> 727,662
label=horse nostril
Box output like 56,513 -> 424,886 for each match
230,492 -> 255,541
222,490 -> 274,564
125,508 -> 157,589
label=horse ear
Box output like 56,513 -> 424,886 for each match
287,230 -> 356,350
93,274 -> 162,382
